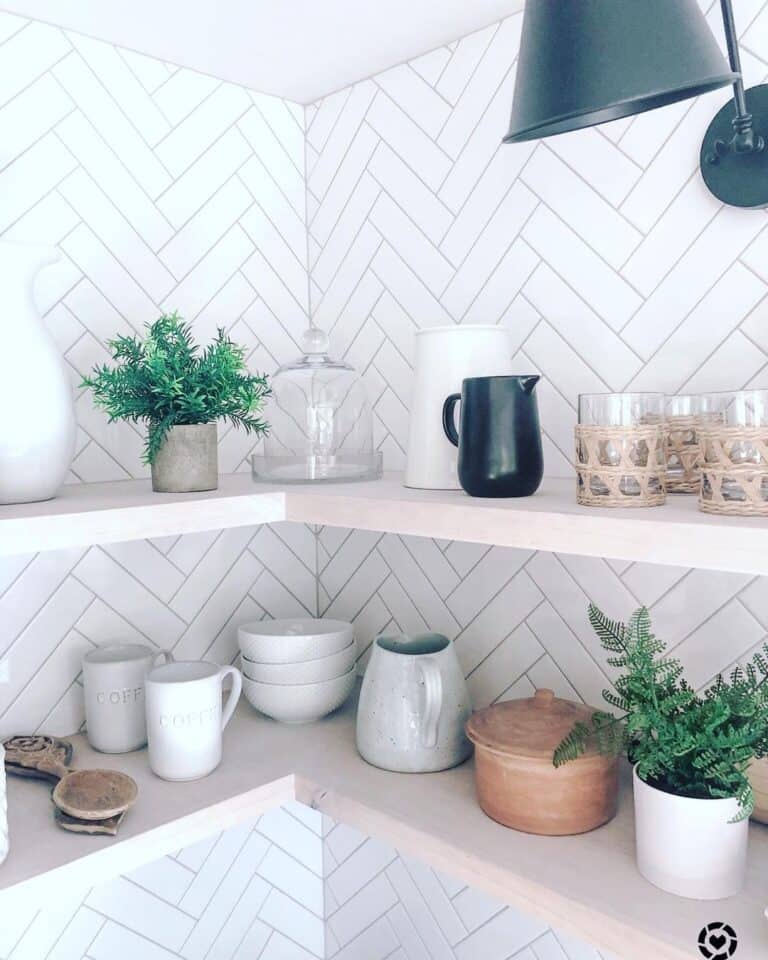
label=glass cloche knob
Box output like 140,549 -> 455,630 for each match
302,327 -> 330,356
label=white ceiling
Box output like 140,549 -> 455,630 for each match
0,0 -> 524,103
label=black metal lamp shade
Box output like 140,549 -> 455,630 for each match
504,0 -> 738,144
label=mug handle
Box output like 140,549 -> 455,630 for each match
442,394 -> 461,447
153,649 -> 174,666
417,657 -> 443,749
219,666 -> 242,731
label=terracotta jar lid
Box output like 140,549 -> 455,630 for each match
466,688 -> 602,761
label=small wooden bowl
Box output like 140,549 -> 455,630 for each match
53,769 -> 138,821
466,689 -> 619,836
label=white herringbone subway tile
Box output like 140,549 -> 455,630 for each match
5,6 -> 768,959
6,811 -> 324,960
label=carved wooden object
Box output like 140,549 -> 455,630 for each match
4,734 -> 138,833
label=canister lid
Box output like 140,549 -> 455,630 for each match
466,688 -> 604,760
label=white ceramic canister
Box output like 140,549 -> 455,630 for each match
356,633 -> 473,773
146,661 -> 242,781
83,644 -> 173,753
405,325 -> 513,490
633,765 -> 748,899
0,241 -> 76,504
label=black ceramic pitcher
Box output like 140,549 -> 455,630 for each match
442,375 -> 543,498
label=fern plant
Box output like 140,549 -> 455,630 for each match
554,604 -> 768,818
81,313 -> 270,464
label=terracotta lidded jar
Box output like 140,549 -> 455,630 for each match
466,688 -> 619,836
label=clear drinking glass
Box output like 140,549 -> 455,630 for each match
664,395 -> 701,493
699,389 -> 768,510
700,389 -> 768,430
576,393 -> 666,506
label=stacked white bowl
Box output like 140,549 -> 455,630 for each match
238,618 -> 357,723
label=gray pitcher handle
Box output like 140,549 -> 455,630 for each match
417,657 -> 443,749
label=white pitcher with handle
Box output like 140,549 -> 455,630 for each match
405,325 -> 513,489
0,241 -> 76,503
356,633 -> 472,772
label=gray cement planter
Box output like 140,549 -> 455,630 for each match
151,423 -> 218,493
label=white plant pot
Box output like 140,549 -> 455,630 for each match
0,241 -> 76,503
633,766 -> 748,899
0,743 -> 8,866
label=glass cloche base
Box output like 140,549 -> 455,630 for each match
252,452 -> 383,484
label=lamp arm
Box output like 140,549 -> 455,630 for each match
720,0 -> 748,117
718,0 -> 764,152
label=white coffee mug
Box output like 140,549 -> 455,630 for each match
146,661 -> 242,781
83,643 -> 173,754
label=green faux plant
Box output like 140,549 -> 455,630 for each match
81,313 -> 270,464
554,603 -> 768,818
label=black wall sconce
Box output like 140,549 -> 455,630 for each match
504,0 -> 768,208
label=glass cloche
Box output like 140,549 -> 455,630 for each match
252,328 -> 383,483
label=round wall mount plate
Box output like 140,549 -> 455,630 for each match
700,84 -> 768,207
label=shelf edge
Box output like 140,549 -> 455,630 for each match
297,777 -> 694,960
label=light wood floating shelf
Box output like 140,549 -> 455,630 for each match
2,473 -> 768,575
0,474 -> 286,557
1,697 -> 765,960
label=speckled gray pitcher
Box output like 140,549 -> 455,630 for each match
356,633 -> 472,773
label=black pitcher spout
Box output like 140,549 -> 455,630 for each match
520,375 -> 540,394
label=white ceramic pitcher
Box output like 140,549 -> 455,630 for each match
0,241 -> 76,503
405,325 -> 512,490
356,633 -> 473,773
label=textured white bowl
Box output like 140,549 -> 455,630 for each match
242,641 -> 356,685
238,618 -> 353,664
242,668 -> 356,723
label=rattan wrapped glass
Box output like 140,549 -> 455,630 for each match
699,389 -> 768,515
665,395 -> 702,494
576,393 -> 666,507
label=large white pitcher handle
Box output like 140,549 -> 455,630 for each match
417,657 -> 443,749
219,666 -> 242,730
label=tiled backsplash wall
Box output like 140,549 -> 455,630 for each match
3,3 -> 768,958
322,816 -> 613,960
4,0 -> 768,732
307,3 -> 768,956
0,9 -> 308,481
304,0 -> 768,477
1,804 -> 325,960
0,19 -> 324,956
307,0 -> 768,709
0,10 -> 316,736
0,522 -> 316,738
317,530 -> 768,708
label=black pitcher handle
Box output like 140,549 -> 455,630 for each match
442,394 -> 461,447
